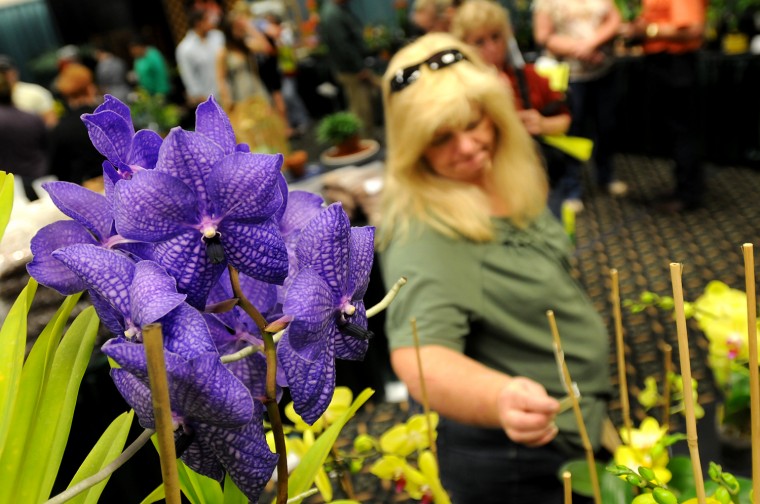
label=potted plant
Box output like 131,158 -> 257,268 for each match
316,111 -> 380,168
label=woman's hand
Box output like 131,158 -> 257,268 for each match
517,109 -> 544,136
497,377 -> 560,446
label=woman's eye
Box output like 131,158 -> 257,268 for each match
465,117 -> 483,130
430,132 -> 453,146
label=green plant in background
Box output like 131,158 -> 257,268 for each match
316,111 -> 363,146
128,89 -> 182,135
613,0 -> 641,22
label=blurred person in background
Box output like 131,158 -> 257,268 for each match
621,0 -> 706,213
0,71 -> 48,201
176,7 -> 226,106
411,0 -> 456,34
533,0 -> 624,213
128,36 -> 172,96
48,63 -> 102,185
94,46 -> 131,102
0,54 -> 57,127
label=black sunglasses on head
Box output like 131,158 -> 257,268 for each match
388,48 -> 468,94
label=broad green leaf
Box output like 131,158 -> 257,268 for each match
139,484 -> 165,504
0,293 -> 81,501
14,306 -> 99,503
666,455 -> 696,495
65,410 -> 135,504
0,279 -> 37,460
557,460 -> 606,498
286,388 -> 375,504
222,472 -> 248,504
0,171 -> 13,242
177,459 -> 223,504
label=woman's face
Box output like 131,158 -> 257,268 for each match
464,26 -> 507,70
422,110 -> 496,185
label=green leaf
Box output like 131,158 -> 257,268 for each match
139,484 -> 165,504
558,460 -> 606,497
0,293 -> 82,501
64,410 -> 135,504
0,279 -> 37,460
0,171 -> 13,242
14,306 -> 99,503
222,473 -> 248,504
286,388 -> 375,504
177,458 -> 223,504
666,455 -> 696,495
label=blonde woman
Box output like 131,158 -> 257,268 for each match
451,0 -> 573,217
379,33 -> 610,503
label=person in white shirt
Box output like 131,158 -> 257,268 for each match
0,54 -> 57,127
176,8 -> 226,106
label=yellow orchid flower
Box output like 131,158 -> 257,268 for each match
370,451 -> 450,503
615,417 -> 672,484
284,386 -> 354,434
379,413 -> 439,457
266,428 -> 333,501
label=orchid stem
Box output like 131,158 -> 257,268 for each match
366,276 -> 407,318
661,343 -> 673,431
220,344 -> 264,363
143,323 -> 181,504
45,428 -> 155,504
227,265 -> 288,504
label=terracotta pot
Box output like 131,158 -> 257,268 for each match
334,135 -> 364,157
285,150 -> 309,179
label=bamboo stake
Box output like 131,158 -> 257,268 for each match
547,310 -> 601,504
661,343 -> 673,431
411,318 -> 437,459
669,263 -> 706,504
610,269 -> 633,443
741,243 -> 760,502
143,323 -> 181,504
563,471 -> 573,504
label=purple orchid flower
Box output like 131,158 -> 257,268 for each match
110,96 -> 288,309
277,203 -> 375,423
204,269 -> 283,400
82,94 -> 163,180
27,182 -> 153,295
102,340 -> 276,502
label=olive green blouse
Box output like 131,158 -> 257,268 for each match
380,210 -> 612,453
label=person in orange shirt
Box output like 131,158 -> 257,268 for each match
622,0 -> 706,213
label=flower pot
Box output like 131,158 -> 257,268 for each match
715,404 -> 752,477
320,139 -> 381,168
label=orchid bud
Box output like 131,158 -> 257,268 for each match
652,487 -> 677,504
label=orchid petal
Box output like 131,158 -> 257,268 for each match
82,109 -> 133,164
43,181 -> 112,241
162,303 -> 218,358
95,95 -> 134,127
178,427 -> 225,480
27,220 -> 98,295
296,203 -> 350,298
207,152 -> 283,222
110,369 -> 155,427
90,289 -> 125,334
129,129 -> 163,168
155,230 -> 226,309
218,219 -> 288,285
53,244 -> 135,317
195,96 -> 236,154
348,226 -> 375,300
114,170 -> 199,242
155,128 -> 224,209
205,404 -> 278,502
334,302 -> 369,361
280,190 -> 324,236
274,172 -> 289,223
129,260 -> 187,327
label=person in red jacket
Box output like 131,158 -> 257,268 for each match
451,0 -> 573,217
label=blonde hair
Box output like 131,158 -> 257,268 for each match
379,33 -> 547,248
450,0 -> 511,42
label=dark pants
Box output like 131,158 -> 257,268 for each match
437,417 -> 592,504
644,51 -> 704,205
567,69 -> 620,187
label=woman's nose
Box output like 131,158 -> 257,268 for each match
454,131 -> 478,153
